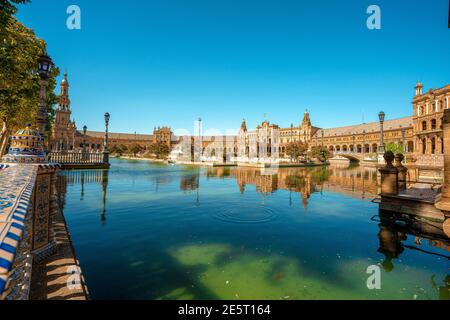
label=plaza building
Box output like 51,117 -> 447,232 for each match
236,112 -> 319,162
235,82 -> 449,167
50,73 -> 169,152
153,126 -> 173,148
49,73 -> 78,151
412,81 -> 449,167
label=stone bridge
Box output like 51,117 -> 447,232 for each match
329,151 -> 376,163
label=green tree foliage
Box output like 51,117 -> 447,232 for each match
129,144 -> 142,156
385,142 -> 404,155
285,141 -> 308,160
311,146 -> 331,163
0,0 -> 29,26
148,142 -> 170,159
0,15 -> 60,135
109,144 -> 128,156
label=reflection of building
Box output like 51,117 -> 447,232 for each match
206,165 -> 379,203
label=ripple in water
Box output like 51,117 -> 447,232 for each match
213,203 -> 276,224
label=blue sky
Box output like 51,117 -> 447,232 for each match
17,0 -> 450,135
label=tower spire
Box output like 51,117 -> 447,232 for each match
59,71 -> 70,111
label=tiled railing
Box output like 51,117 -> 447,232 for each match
0,165 -> 38,299
48,151 -> 105,164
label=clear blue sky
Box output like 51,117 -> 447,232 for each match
17,0 -> 450,135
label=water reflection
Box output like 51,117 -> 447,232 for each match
206,164 -> 379,206
376,212 -> 449,299
57,169 -> 110,224
55,160 -> 449,300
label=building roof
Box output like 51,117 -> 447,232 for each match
81,130 -> 154,141
316,116 -> 413,138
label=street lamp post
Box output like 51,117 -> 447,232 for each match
378,111 -> 386,164
36,53 -> 53,150
290,123 -> 294,162
103,112 -> 110,164
83,125 -> 87,155
378,111 -> 385,154
198,117 -> 202,162
362,130 -> 366,155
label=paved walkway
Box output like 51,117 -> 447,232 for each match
30,206 -> 88,300
399,183 -> 441,203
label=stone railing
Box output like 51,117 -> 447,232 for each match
0,165 -> 38,299
47,151 -> 107,165
414,154 -> 444,168
0,163 -> 63,300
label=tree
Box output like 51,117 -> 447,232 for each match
311,146 -> 331,163
385,142 -> 404,155
0,15 -> 59,136
129,144 -> 142,156
148,142 -> 170,159
285,141 -> 308,161
0,0 -> 29,27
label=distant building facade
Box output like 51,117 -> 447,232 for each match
152,126 -> 173,148
50,73 -> 165,153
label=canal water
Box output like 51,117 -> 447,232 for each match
57,158 -> 449,300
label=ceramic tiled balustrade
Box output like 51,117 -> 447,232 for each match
0,164 -> 38,298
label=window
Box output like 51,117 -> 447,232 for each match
431,119 -> 437,130
422,121 -> 427,131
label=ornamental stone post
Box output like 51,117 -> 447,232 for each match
378,151 -> 398,195
394,153 -> 408,192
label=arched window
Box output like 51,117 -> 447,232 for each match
431,119 -> 436,130
422,138 -> 426,154
422,121 -> 427,131
407,141 -> 414,153
431,137 -> 436,154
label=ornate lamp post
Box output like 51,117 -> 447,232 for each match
36,53 -> 53,149
362,130 -> 366,155
83,125 -> 87,154
197,117 -> 202,161
103,112 -> 110,164
378,111 -> 385,154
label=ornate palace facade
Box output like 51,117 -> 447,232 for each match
236,82 -> 449,166
50,74 -> 172,152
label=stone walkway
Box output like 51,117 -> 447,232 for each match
399,183 -> 441,203
30,205 -> 89,300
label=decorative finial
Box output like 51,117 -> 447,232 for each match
383,151 -> 395,167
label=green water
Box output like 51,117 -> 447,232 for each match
57,158 -> 449,300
